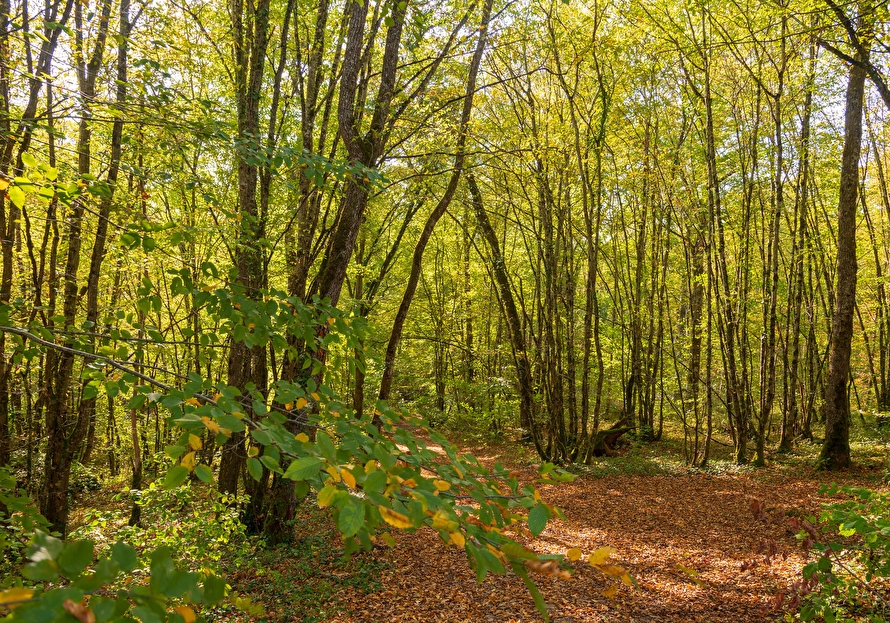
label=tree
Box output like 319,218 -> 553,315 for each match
819,2 -> 870,471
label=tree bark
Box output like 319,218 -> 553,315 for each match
820,48 -> 867,470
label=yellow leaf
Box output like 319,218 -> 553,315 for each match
184,397 -> 201,407
296,397 -> 308,410
533,488 -> 541,501
285,402 -> 294,410
294,433 -> 309,443
379,505 -> 412,529
0,179 -> 9,191
364,460 -> 377,473
317,485 -> 337,508
381,533 -> 396,547
595,564 -> 627,579
449,531 -> 465,548
401,478 -> 417,488
431,511 -> 458,532
181,452 -> 196,470
588,546 -> 616,566
601,585 -> 618,599
325,466 -> 342,482
487,544 -> 505,560
311,392 -> 320,401
247,446 -> 259,458
0,588 -> 34,608
233,411 -> 245,419
188,434 -> 202,450
620,572 -> 634,586
219,427 -> 232,438
341,469 -> 357,489
566,548 -> 583,562
327,317 -> 336,326
433,479 -> 451,491
201,416 -> 220,435
174,606 -> 196,623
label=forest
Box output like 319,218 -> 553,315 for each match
1,0 -> 890,620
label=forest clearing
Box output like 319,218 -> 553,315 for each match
2,0 -> 890,621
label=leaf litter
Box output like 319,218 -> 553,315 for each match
308,438 -> 880,622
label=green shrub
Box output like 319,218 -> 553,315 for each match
792,485 -> 890,623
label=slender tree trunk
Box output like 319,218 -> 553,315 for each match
378,0 -> 491,401
820,49 -> 867,470
468,174 -> 546,459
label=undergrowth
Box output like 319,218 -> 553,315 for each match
63,481 -> 388,623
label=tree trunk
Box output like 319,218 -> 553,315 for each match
820,49 -> 867,470
468,174 -> 546,459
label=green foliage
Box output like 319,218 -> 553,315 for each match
0,468 -> 51,581
71,483 -> 251,570
792,485 -> 890,622
0,280 -> 587,622
0,527 -> 228,622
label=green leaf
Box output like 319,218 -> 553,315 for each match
283,456 -> 323,481
338,498 -> 365,537
23,559 -> 59,581
132,605 -> 162,623
294,480 -> 310,498
501,542 -> 537,560
58,540 -> 95,576
316,432 -> 336,460
194,464 -> 213,483
247,457 -> 264,482
259,454 -> 281,474
511,560 -> 550,623
7,185 -> 25,209
203,574 -> 226,603
111,541 -> 138,572
251,428 -> 271,445
91,597 -> 116,623
165,445 -> 186,460
163,465 -> 190,489
363,469 -> 387,493
21,152 -> 38,168
528,504 -> 549,536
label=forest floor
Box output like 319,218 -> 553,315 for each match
67,422 -> 890,623
266,423 -> 890,623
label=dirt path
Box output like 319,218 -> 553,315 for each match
325,451 -> 848,623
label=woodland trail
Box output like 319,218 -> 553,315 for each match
324,439 -> 877,623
